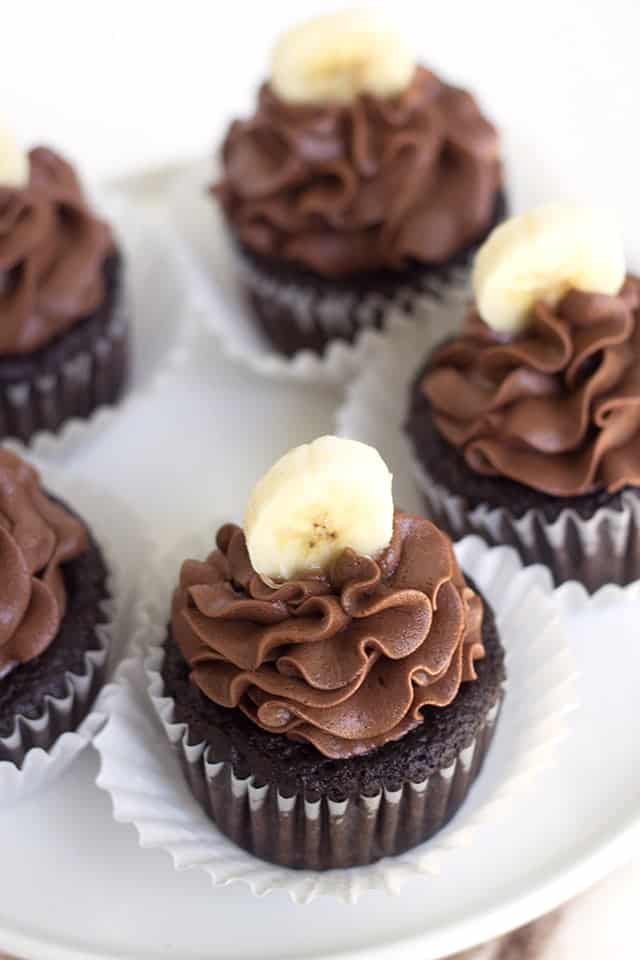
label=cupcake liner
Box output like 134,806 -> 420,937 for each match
164,158 -> 470,385
0,614 -> 111,769
162,677 -> 501,871
336,317 -> 640,592
0,445 -> 147,807
94,527 -> 576,903
0,278 -> 128,444
411,458 -> 640,592
9,189 -> 199,457
237,244 -> 469,360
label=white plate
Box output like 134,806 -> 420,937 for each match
0,323 -> 639,959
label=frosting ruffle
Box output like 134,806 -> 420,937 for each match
0,146 -> 114,355
423,277 -> 640,496
0,449 -> 88,672
214,67 -> 501,278
171,511 -> 485,759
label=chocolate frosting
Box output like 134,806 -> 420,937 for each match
0,147 -> 114,355
214,67 -> 501,278
0,449 -> 88,672
172,511 -> 485,759
423,277 -> 640,496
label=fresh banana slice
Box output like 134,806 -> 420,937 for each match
472,204 -> 626,334
270,9 -> 415,105
0,126 -> 29,189
244,435 -> 394,581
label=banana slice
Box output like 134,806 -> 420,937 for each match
270,9 -> 415,105
0,126 -> 29,189
472,204 -> 626,334
244,435 -> 394,581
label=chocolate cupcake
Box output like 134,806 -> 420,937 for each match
407,203 -> 640,589
151,436 -> 505,869
212,10 -> 506,357
0,132 -> 127,443
0,447 -> 112,766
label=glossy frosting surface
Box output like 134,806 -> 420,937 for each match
215,67 -> 501,277
0,449 -> 88,672
172,511 -> 485,759
423,278 -> 640,496
0,147 -> 113,355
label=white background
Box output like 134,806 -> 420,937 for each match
4,0 -> 640,259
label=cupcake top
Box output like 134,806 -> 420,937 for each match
422,204 -> 640,497
171,436 -> 485,759
0,449 -> 88,675
214,10 -> 501,278
0,129 -> 114,355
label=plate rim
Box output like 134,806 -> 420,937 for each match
0,807 -> 638,960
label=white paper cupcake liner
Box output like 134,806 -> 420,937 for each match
337,317 -> 640,592
164,158 -> 470,385
10,189 -> 200,458
94,528 -> 576,904
550,567 -> 640,618
0,446 -> 147,807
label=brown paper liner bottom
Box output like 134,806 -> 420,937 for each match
234,191 -> 508,358
0,258 -> 128,444
240,253 -> 468,358
413,457 -> 640,592
0,533 -> 112,767
171,695 -> 502,871
1,643 -> 109,766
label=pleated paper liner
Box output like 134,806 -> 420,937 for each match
94,529 -> 576,903
412,457 -> 640,592
0,447 -> 147,806
164,158 -> 499,385
157,665 -> 502,870
0,189 -> 199,456
0,575 -> 112,768
237,245 -> 470,362
0,263 -> 128,444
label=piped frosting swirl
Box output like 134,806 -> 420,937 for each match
0,146 -> 114,355
0,449 -> 88,673
214,66 -> 501,278
423,277 -> 640,496
172,510 -> 485,759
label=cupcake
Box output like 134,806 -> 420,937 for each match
152,436 -> 505,870
407,203 -> 640,589
213,10 -> 506,357
0,130 -> 127,443
0,447 -> 112,766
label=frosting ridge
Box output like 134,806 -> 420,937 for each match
0,449 -> 88,672
423,277 -> 640,496
0,146 -> 114,355
214,67 -> 501,278
172,511 -> 485,759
